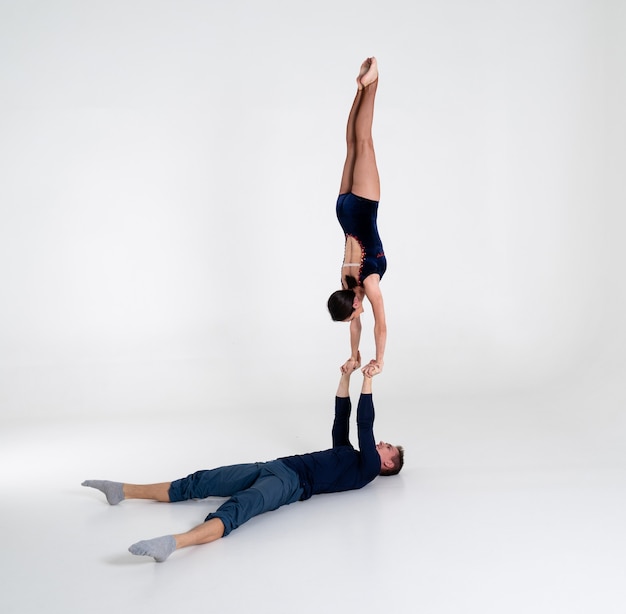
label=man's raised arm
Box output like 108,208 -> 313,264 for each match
332,352 -> 361,448
356,370 -> 377,462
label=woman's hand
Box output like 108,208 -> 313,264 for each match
340,351 -> 362,374
361,359 -> 383,378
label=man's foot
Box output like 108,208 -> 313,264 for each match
129,535 -> 177,562
82,479 -> 125,505
357,57 -> 378,90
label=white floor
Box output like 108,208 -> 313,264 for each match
2,376 -> 625,614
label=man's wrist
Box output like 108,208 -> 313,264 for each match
361,377 -> 373,394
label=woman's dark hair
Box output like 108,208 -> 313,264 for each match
328,289 -> 356,321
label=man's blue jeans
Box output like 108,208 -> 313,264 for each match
169,460 -> 303,536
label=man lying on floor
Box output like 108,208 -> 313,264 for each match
82,353 -> 404,562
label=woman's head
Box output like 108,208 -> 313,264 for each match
328,274 -> 360,322
328,289 -> 356,321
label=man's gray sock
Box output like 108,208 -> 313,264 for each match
81,480 -> 125,505
128,535 -> 177,562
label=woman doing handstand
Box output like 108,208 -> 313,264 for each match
328,57 -> 386,379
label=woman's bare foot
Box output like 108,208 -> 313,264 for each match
357,57 -> 378,89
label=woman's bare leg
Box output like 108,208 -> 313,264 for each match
338,58 -> 380,200
338,88 -> 363,195
351,58 -> 380,201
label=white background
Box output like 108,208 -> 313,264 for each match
1,1 -> 625,613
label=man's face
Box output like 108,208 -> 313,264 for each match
376,441 -> 398,468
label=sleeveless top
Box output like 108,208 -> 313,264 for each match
336,192 -> 386,285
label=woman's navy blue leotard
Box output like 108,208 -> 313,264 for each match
336,192 -> 386,285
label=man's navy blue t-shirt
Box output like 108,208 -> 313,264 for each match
279,394 -> 380,501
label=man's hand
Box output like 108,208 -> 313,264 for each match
340,351 -> 362,374
337,352 -> 362,397
361,359 -> 383,378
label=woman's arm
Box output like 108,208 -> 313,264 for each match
362,275 -> 387,377
341,316 -> 362,374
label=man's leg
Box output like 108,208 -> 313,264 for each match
128,463 -> 302,562
82,464 -> 263,505
169,464 -> 264,501
80,480 -> 132,505
128,518 -> 226,562
81,481 -> 174,504
124,482 -> 171,501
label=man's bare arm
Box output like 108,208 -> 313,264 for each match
361,370 -> 373,393
337,351 -> 361,397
